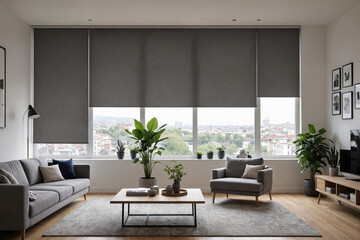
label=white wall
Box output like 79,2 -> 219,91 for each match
326,4 -> 360,150
0,3 -> 30,161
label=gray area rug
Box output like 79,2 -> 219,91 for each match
44,198 -> 321,237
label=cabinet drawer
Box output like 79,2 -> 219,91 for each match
316,178 -> 325,191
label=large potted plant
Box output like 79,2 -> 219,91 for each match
326,145 -> 339,176
164,160 -> 186,193
293,124 -> 329,197
125,117 -> 167,188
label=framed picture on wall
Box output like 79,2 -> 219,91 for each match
332,68 -> 341,91
332,92 -> 341,115
355,83 -> 360,109
342,91 -> 353,119
342,63 -> 353,88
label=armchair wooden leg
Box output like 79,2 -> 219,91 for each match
21,230 -> 25,240
255,196 -> 259,207
84,194 -> 87,201
226,194 -> 228,198
212,193 -> 216,203
269,192 -> 272,200
317,192 -> 321,204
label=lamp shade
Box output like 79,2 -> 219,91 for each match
28,105 -> 40,119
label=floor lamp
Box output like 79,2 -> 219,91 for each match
26,105 -> 40,159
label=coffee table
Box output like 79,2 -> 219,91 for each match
110,188 -> 205,227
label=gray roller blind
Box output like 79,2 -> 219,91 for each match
258,29 -> 300,97
143,29 -> 195,107
196,29 -> 257,107
90,29 -> 143,107
34,29 -> 88,143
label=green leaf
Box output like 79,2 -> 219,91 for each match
132,129 -> 143,139
132,158 -> 140,163
308,124 -> 316,134
124,129 -> 131,135
147,117 -> 158,131
134,119 -> 145,132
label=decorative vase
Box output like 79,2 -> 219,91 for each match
117,151 -> 124,159
218,151 -> 225,159
130,150 -> 137,159
165,185 -> 173,193
173,182 -> 180,193
207,152 -> 213,159
329,167 -> 338,176
196,154 -> 202,159
139,177 -> 157,188
304,179 -> 318,197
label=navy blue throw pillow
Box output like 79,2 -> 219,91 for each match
52,158 -> 77,179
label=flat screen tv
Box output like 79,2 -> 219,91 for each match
341,130 -> 360,176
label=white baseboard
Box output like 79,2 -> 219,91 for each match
90,186 -> 304,194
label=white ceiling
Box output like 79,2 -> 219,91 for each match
0,0 -> 359,26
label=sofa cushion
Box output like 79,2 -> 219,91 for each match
39,165 -> 65,183
0,174 -> 11,184
34,178 -> 90,193
0,169 -> 19,184
242,164 -> 265,179
210,177 -> 264,192
52,158 -> 77,179
225,157 -> 264,177
20,159 -> 43,185
29,185 -> 73,201
29,190 -> 59,217
0,160 -> 29,185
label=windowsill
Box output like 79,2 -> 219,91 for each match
66,157 -> 298,161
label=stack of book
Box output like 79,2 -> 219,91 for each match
338,193 -> 350,199
350,193 -> 356,202
325,186 -> 336,194
126,188 -> 149,196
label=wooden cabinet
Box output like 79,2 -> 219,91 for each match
316,175 -> 360,209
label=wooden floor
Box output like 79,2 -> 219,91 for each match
1,193 -> 360,240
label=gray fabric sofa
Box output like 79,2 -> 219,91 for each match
0,159 -> 90,240
210,157 -> 272,206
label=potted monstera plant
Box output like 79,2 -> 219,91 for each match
293,124 -> 330,197
125,117 -> 167,188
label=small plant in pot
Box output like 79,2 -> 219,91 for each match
130,146 -> 139,160
164,160 -> 186,193
207,150 -> 214,159
217,146 -> 226,159
326,145 -> 339,176
196,151 -> 203,159
116,140 -> 125,159
293,124 -> 330,197
125,117 -> 167,188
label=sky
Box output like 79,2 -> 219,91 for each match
93,98 -> 296,126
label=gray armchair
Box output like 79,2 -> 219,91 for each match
210,157 -> 273,206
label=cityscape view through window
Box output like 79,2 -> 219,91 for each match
34,98 -> 297,158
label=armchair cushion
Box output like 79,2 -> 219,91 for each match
225,157 -> 264,177
210,177 -> 263,192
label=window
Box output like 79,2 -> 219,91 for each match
34,99 -> 298,158
260,98 -> 296,156
198,108 -> 255,155
145,108 -> 193,155
93,108 -> 140,156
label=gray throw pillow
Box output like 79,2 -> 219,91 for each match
39,165 -> 65,183
242,164 -> 265,179
0,174 -> 11,184
0,169 -> 19,184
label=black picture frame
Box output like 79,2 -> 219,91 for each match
332,68 -> 341,91
332,92 -> 341,115
355,83 -> 360,109
342,62 -> 353,88
342,91 -> 353,120
0,46 -> 5,129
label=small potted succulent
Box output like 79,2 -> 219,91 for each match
130,146 -> 139,160
164,160 -> 186,193
116,140 -> 125,159
207,150 -> 214,159
326,145 -> 339,176
217,146 -> 226,159
196,151 -> 203,159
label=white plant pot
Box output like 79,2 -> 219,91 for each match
329,167 -> 338,176
139,177 -> 157,188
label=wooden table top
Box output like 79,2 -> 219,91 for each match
110,188 -> 206,204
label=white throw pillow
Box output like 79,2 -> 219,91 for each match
39,165 -> 65,183
0,169 -> 19,184
241,164 -> 264,179
0,174 -> 11,184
